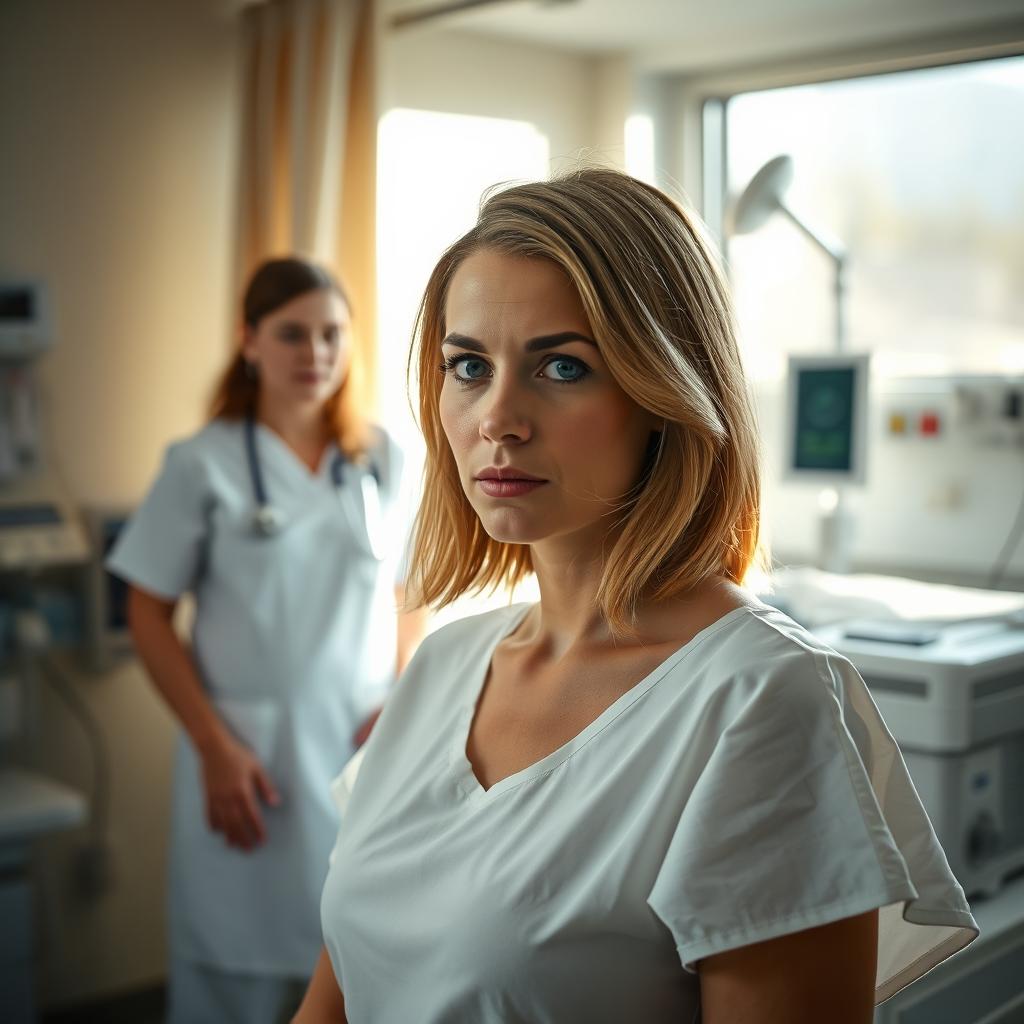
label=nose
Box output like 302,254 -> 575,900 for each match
478,376 -> 532,445
308,333 -> 334,364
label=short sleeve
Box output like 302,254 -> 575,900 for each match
105,442 -> 209,600
647,646 -> 978,1003
327,746 -> 366,868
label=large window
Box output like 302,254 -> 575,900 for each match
724,56 -> 1024,382
377,110 -> 549,621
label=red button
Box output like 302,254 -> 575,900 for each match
920,411 -> 941,436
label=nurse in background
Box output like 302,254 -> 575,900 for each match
107,257 -> 425,1024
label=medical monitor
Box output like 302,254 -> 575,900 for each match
784,353 -> 869,485
83,507 -> 133,672
0,280 -> 53,358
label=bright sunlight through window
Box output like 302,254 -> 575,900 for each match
377,109 -> 550,626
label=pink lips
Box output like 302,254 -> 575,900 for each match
475,467 -> 547,498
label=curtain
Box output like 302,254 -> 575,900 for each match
235,0 -> 378,407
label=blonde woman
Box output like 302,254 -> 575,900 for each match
295,171 -> 977,1023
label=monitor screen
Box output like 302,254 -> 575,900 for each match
785,354 -> 869,484
793,366 -> 856,472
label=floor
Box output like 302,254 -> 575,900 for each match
41,985 -> 165,1024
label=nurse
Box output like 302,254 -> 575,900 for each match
297,171 -> 978,1023
108,257 -> 422,1024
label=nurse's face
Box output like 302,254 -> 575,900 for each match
242,288 -> 351,408
439,248 -> 660,549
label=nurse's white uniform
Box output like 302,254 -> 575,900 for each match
108,419 -> 408,984
322,601 -> 979,1023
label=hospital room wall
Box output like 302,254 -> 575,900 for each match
0,1 -> 623,1011
0,0 -> 241,1009
377,20 -> 629,172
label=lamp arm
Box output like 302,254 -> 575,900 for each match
778,201 -> 848,352
777,201 -> 846,265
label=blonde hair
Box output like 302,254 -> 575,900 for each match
409,168 -> 764,634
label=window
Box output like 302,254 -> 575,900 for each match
723,56 -> 1024,382
377,110 -> 549,622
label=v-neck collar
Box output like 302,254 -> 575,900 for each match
254,422 -> 339,482
448,603 -> 753,804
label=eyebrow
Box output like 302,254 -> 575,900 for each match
441,331 -> 597,353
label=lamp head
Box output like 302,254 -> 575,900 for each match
729,154 -> 794,235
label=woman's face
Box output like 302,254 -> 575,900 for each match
242,287 -> 351,408
439,248 -> 660,549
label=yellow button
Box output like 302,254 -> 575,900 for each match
889,413 -> 907,435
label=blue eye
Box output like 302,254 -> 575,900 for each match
455,357 -> 489,381
439,354 -> 491,382
541,356 -> 588,384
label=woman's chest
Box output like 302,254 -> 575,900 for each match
324,707 -> 699,1022
466,642 -> 684,792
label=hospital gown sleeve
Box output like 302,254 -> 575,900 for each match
647,646 -> 978,1002
105,441 -> 209,600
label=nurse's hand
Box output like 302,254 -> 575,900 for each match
200,734 -> 281,850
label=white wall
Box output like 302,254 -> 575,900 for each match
378,23 -> 609,174
0,0 -> 241,1007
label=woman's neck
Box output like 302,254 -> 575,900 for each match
523,536 -> 618,654
522,533 -> 741,659
256,396 -> 330,469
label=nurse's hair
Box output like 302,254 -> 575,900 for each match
209,256 -> 371,459
408,168 -> 764,634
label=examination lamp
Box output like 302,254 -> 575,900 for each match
729,154 -> 848,353
729,155 -> 861,574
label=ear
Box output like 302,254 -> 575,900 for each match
240,325 -> 258,366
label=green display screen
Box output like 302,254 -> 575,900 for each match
793,367 -> 856,472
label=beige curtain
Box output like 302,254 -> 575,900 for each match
235,0 -> 378,406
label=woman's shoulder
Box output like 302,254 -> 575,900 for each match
164,418 -> 240,458
414,603 -> 531,665
395,604 -> 531,688
675,599 -> 855,717
138,421 -> 245,503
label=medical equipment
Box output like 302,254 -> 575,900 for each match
784,353 -> 870,486
243,414 -> 386,558
729,154 -> 848,351
81,507 -> 134,673
815,616 -> 1024,900
0,280 -> 52,358
782,352 -> 870,574
729,158 -> 867,574
0,474 -> 90,570
0,278 -> 92,1023
0,769 -> 86,1024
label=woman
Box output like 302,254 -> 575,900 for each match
296,172 -> 977,1023
108,257 -> 423,1024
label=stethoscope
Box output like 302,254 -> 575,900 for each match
244,414 -> 386,560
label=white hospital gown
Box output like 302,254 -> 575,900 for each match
321,601 -> 978,1022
